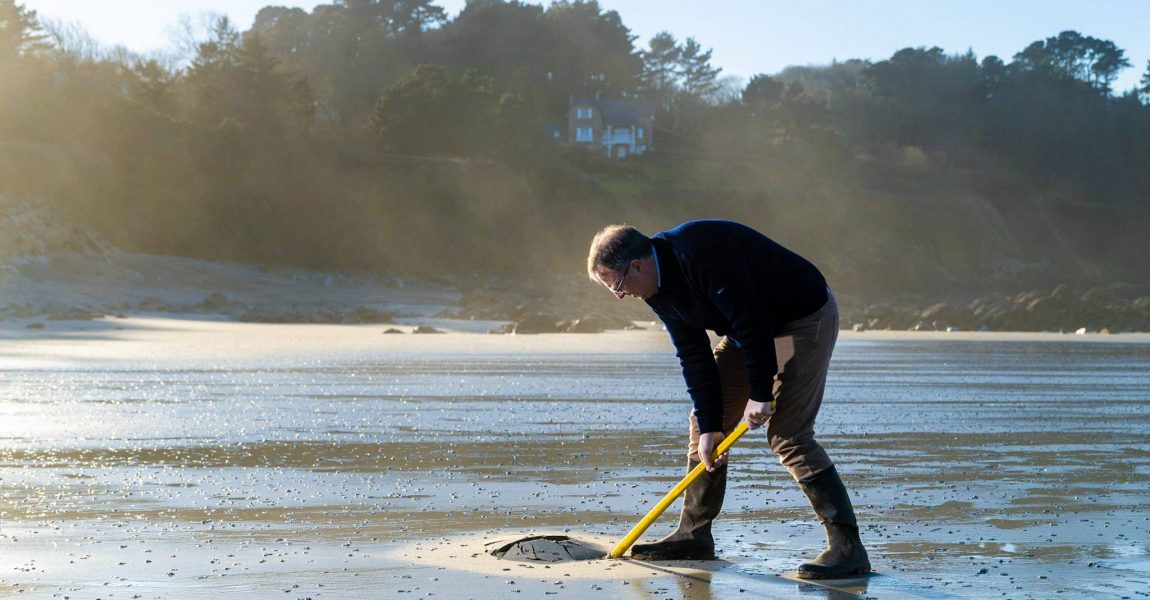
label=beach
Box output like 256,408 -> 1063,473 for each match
2,319 -> 1148,598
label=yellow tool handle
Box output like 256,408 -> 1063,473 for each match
609,420 -> 750,558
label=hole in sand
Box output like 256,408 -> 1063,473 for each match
486,535 -> 607,562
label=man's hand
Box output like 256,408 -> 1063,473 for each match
744,399 -> 775,430
698,431 -> 728,472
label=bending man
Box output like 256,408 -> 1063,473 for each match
587,219 -> 869,579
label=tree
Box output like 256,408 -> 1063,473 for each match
433,1 -> 548,105
866,46 -> 946,100
1139,59 -> 1150,103
0,0 -> 48,64
41,18 -> 104,61
979,55 -> 1007,96
248,2 -> 449,131
235,32 -> 314,131
184,16 -> 242,126
342,0 -> 446,38
677,36 -> 721,101
863,47 -> 982,148
251,7 -> 312,70
639,31 -> 680,110
130,59 -> 176,114
372,64 -> 502,156
742,73 -> 784,113
1012,31 -> 1130,95
1087,37 -> 1130,94
184,18 -> 312,133
778,80 -> 828,141
541,1 -> 641,102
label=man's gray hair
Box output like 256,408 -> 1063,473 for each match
587,225 -> 652,280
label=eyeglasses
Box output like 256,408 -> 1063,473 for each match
609,262 -> 631,299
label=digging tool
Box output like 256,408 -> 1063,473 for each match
609,420 -> 751,558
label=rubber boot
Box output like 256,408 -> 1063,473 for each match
631,459 -> 726,560
796,466 -> 871,579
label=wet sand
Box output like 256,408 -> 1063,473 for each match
2,319 -> 1149,598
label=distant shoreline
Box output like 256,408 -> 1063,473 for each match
4,250 -> 1149,336
3,315 -> 1147,363
5,310 -> 1150,341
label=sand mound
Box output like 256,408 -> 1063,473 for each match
487,535 -> 607,562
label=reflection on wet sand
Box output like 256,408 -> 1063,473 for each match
1,326 -> 1148,598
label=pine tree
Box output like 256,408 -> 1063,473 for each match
678,37 -> 721,100
0,0 -> 49,65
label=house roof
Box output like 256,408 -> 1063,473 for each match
572,98 -> 655,126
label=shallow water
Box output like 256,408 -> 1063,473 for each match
1,323 -> 1148,598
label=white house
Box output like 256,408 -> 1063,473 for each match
547,98 -> 655,159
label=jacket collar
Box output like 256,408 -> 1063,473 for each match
649,237 -> 680,298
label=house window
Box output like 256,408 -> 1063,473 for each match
637,127 -> 644,140
575,126 -> 594,142
552,130 -> 560,139
575,107 -> 593,119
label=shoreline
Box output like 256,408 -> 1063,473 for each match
4,250 -> 1150,337
5,313 -> 1150,342
3,316 -> 1148,373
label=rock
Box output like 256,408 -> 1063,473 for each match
199,292 -> 230,312
382,328 -> 404,334
1080,287 -> 1117,305
2,303 -> 38,318
563,315 -> 638,333
47,307 -> 100,321
237,306 -> 342,323
412,325 -> 444,334
918,302 -> 950,320
138,297 -> 170,312
1014,290 -> 1043,306
504,313 -> 563,334
349,305 -> 395,324
1132,296 -> 1150,317
26,322 -> 44,329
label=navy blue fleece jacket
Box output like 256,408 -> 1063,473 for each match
644,220 -> 828,433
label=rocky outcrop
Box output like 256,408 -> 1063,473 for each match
844,284 -> 1150,333
499,312 -> 643,334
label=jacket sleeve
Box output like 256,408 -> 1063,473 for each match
688,251 -> 779,407
659,312 -> 724,434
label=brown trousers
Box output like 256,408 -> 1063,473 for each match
687,292 -> 839,482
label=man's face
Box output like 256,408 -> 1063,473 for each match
595,260 -> 657,300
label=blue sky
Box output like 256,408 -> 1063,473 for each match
23,0 -> 1150,94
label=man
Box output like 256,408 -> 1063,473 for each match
586,220 -> 869,580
